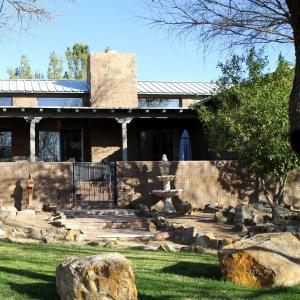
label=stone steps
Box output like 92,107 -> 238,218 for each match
65,209 -> 137,218
63,209 -> 152,240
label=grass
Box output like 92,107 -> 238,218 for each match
0,241 -> 299,299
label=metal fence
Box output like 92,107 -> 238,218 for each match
73,162 -> 115,207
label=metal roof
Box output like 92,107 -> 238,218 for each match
137,80 -> 216,96
0,79 -> 215,96
0,80 -> 89,94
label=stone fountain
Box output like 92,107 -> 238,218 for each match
152,154 -> 183,213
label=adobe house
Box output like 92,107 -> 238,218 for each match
0,51 -> 213,163
0,50 -> 242,210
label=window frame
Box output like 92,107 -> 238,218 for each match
37,97 -> 85,107
0,130 -> 12,161
138,96 -> 181,108
38,128 -> 83,162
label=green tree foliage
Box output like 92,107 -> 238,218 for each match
197,49 -> 300,223
64,43 -> 90,80
47,51 -> 64,80
7,55 -> 35,79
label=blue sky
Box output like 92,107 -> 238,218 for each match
0,0 -> 295,81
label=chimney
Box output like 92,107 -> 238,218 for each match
87,49 -> 138,108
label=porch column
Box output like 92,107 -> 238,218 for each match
116,117 -> 133,161
25,117 -> 42,162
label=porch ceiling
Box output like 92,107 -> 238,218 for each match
0,107 -> 197,119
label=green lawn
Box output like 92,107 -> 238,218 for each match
0,241 -> 299,300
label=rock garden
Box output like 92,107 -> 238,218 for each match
0,197 -> 300,299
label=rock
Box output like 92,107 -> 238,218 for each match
180,245 -> 195,252
56,253 -> 137,300
171,226 -> 198,244
195,246 -> 208,254
178,201 -> 192,216
0,228 -> 6,237
42,235 -> 55,244
158,243 -> 176,252
86,241 -> 105,247
220,238 -> 234,248
154,231 -> 170,241
16,209 -> 36,218
65,229 -> 83,242
214,211 -> 228,224
252,214 -> 265,225
181,227 -> 198,244
136,204 -> 151,217
204,202 -> 219,213
27,228 -> 43,240
147,222 -> 156,233
12,228 -> 27,239
234,204 -> 254,227
285,225 -> 300,233
103,241 -> 118,248
219,232 -> 300,288
195,233 -> 217,248
137,244 -> 158,251
151,201 -> 165,213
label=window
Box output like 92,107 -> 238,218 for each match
38,98 -> 84,107
0,97 -> 12,106
139,129 -> 180,160
0,131 -> 12,161
139,98 -> 180,108
38,129 -> 82,162
39,131 -> 60,161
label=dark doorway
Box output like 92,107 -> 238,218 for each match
61,129 -> 82,162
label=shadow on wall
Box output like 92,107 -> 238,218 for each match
116,161 -> 179,208
10,180 -> 23,211
0,163 -> 73,210
35,164 -> 73,209
210,161 -> 260,203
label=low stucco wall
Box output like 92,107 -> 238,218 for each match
116,160 -> 300,209
116,161 -> 255,208
0,161 -> 299,210
0,162 -> 73,209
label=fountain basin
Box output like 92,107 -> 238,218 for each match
157,175 -> 175,182
153,189 -> 183,198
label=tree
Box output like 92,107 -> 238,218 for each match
47,51 -> 64,79
64,43 -> 90,80
196,49 -> 300,223
0,0 -> 74,36
144,1 -> 300,156
7,55 -> 34,79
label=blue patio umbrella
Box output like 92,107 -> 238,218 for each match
179,130 -> 192,160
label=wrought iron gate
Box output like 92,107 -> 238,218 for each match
73,162 -> 115,208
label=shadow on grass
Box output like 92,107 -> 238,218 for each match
161,261 -> 222,280
0,266 -> 58,300
8,282 -> 58,300
0,266 -> 54,282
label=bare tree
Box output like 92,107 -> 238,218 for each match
144,0 -> 300,155
0,0 -> 74,35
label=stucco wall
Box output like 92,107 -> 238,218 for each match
0,162 -> 73,210
116,161 -> 247,208
12,97 -> 37,106
116,160 -> 300,209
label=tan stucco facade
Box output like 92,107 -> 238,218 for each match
88,52 -> 138,108
12,97 -> 37,107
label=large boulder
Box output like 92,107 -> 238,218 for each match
219,232 -> 300,288
56,253 -> 137,300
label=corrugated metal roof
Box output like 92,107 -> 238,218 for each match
0,80 -> 89,94
0,79 -> 215,96
137,81 -> 216,96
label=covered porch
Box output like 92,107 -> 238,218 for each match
0,107 -> 208,163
